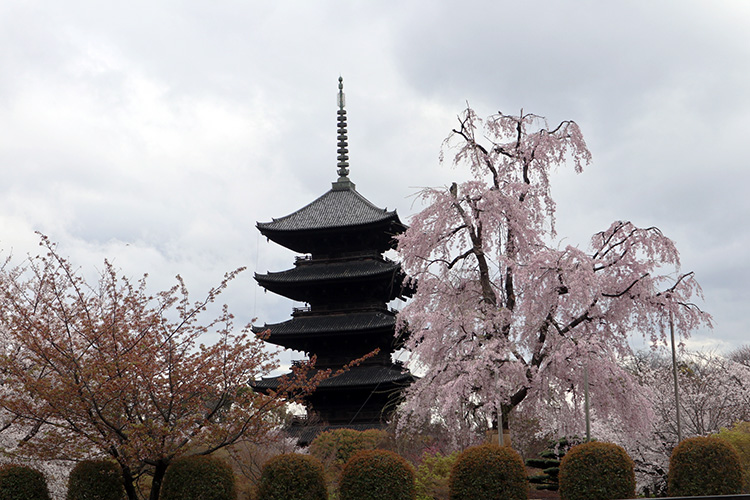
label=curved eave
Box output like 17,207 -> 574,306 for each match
255,260 -> 402,288
252,365 -> 415,391
254,316 -> 396,352
252,311 -> 396,337
258,212 -> 405,237
258,217 -> 405,254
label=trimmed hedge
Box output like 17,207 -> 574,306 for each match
257,453 -> 327,500
558,442 -> 634,500
668,436 -> 742,496
66,459 -> 125,500
339,449 -> 416,500
160,455 -> 236,500
0,464 -> 51,500
448,444 -> 527,500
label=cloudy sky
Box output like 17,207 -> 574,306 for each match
2,1 -> 748,368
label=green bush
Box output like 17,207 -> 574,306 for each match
668,436 -> 742,496
448,444 -> 527,500
558,442 -> 634,500
339,449 -> 416,500
257,453 -> 327,500
715,421 -> 750,494
309,429 -> 387,468
66,459 -> 125,500
160,455 -> 236,500
415,451 -> 458,500
0,464 -> 51,500
309,428 -> 387,494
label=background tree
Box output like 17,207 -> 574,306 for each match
639,350 -> 750,438
0,235 -> 316,500
396,107 -> 712,442
729,344 -> 750,368
603,349 -> 750,495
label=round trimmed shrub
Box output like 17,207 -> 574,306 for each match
160,455 -> 236,500
559,442 -> 634,500
257,453 -> 327,500
0,464 -> 51,500
668,436 -> 742,496
448,444 -> 527,500
66,459 -> 125,500
339,449 -> 416,500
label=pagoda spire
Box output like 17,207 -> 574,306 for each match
333,76 -> 355,190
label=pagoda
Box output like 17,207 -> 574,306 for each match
253,78 -> 415,444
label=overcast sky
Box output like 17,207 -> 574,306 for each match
2,1 -> 748,368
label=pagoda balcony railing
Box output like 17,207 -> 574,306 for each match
293,251 -> 391,264
292,304 -> 398,316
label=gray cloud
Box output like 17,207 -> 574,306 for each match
1,0 -> 748,355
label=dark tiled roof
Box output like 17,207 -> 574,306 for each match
257,187 -> 399,232
253,310 -> 396,336
255,259 -> 400,284
253,364 -> 414,390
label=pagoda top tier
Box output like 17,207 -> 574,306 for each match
256,77 -> 406,254
256,186 -> 406,254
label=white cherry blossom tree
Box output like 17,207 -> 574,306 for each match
396,107 -> 712,443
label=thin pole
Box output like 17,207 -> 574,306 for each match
496,370 -> 505,446
584,361 -> 591,442
669,309 -> 682,442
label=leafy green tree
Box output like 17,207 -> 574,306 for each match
715,421 -> 750,493
309,428 -> 387,493
415,451 -> 457,500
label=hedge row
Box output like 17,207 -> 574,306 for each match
2,435 -> 742,500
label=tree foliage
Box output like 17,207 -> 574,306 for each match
159,455 -> 235,500
396,108 -> 711,438
414,450 -> 457,500
339,449 -> 416,500
558,441 -> 635,500
0,464 -> 51,500
668,436 -> 742,496
448,443 -> 527,500
66,460 -> 126,500
257,453 -> 327,500
715,421 -> 750,494
599,349 -> 750,495
0,235 -> 314,500
630,350 -> 750,440
308,428 -> 387,493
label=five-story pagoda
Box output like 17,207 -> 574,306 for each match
253,78 -> 414,444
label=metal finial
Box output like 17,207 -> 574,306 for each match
335,77 -> 350,182
338,76 -> 345,109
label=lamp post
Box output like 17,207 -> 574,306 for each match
584,360 -> 591,442
669,308 -> 683,443
496,370 -> 505,446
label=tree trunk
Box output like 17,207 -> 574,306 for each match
121,465 -> 139,500
149,460 -> 169,500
